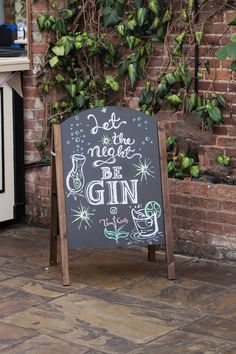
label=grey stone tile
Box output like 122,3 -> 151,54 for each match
128,330 -> 236,354
182,315 -> 236,342
0,334 -> 91,354
0,322 -> 37,351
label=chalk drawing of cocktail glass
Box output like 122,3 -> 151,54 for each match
131,201 -> 161,238
66,154 -> 86,195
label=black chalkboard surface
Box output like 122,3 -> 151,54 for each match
60,106 -> 164,249
53,106 -> 175,285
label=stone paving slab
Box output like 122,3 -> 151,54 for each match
0,334 -> 93,354
128,330 -> 236,354
1,291 -> 178,353
117,275 -> 226,311
182,315 -> 236,342
0,225 -> 236,353
176,258 -> 236,287
0,322 -> 37,351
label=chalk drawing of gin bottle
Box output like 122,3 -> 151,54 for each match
66,154 -> 86,195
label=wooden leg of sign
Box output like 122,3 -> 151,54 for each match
158,122 -> 176,280
148,245 -> 156,262
50,152 -> 58,266
54,125 -> 70,286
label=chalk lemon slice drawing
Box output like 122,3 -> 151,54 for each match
73,176 -> 81,190
144,201 -> 161,218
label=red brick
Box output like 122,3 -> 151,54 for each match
208,210 -> 236,225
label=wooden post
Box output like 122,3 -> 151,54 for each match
158,122 -> 176,280
50,152 -> 58,266
148,245 -> 156,262
53,125 -> 70,286
50,129 -> 58,266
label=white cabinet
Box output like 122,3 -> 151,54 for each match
0,73 -> 15,222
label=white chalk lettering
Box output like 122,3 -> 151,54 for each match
88,112 -> 126,135
86,179 -> 138,205
87,145 -> 142,167
85,180 -> 104,205
101,166 -> 123,180
106,181 -> 119,205
120,180 -> 138,204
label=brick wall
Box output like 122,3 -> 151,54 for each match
170,179 -> 236,261
23,2 -> 236,259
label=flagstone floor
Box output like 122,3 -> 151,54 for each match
0,224 -> 236,353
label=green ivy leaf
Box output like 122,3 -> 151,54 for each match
230,34 -> 236,43
206,105 -> 222,122
128,63 -> 138,88
52,101 -> 60,111
139,88 -> 154,105
166,94 -> 182,109
165,72 -> 180,85
162,10 -> 172,24
195,31 -> 204,46
139,58 -> 146,77
102,7 -> 122,27
167,161 -> 176,175
56,18 -> 67,35
190,165 -> 200,178
49,56 -> 59,68
150,17 -> 161,32
204,60 -> 211,74
126,36 -> 136,49
176,32 -> 185,45
215,42 -> 236,60
105,76 -> 120,91
187,92 -> 197,112
216,94 -> 229,109
187,0 -> 194,12
155,25 -> 165,41
61,8 -> 75,20
59,36 -> 75,55
115,0 -> 125,17
230,60 -> 236,71
148,0 -> 161,16
180,9 -> 188,22
137,7 -> 148,27
126,19 -> 137,31
55,74 -> 65,83
182,157 -> 194,169
37,14 -> 47,30
118,61 -> 128,77
117,23 -> 125,36
156,81 -> 168,98
52,45 -> 65,56
228,16 -> 236,26
65,83 -> 77,98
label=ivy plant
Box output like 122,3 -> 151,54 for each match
33,0 -> 233,172
215,16 -> 236,71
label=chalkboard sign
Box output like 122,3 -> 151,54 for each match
53,107 -> 175,285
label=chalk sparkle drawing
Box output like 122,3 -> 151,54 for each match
66,154 -> 86,197
133,158 -> 155,182
71,202 -> 95,230
102,216 -> 129,245
100,134 -> 111,146
131,201 -> 161,238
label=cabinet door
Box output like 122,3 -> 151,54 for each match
0,73 -> 15,222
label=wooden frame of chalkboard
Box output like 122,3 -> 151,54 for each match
52,107 -> 175,286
